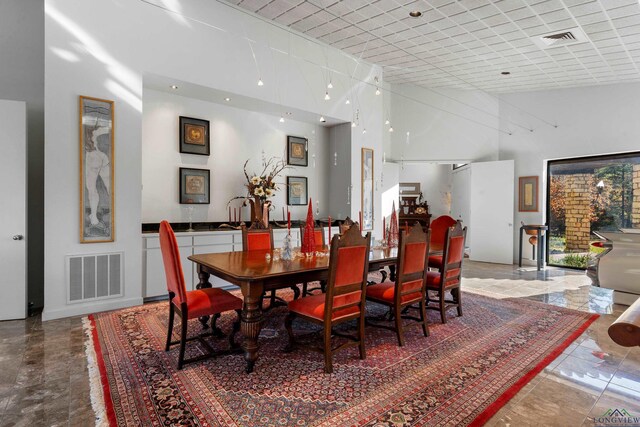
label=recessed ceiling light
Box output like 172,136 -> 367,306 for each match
285,112 -> 292,116
224,97 -> 231,102
501,71 -> 511,75
409,11 -> 422,18
170,85 -> 178,90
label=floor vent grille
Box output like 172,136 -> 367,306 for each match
67,252 -> 123,303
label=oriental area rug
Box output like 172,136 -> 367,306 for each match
85,290 -> 598,427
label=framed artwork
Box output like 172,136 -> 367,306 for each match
287,176 -> 308,206
519,176 -> 539,212
179,116 -> 210,156
79,96 -> 115,243
180,167 -> 210,204
287,135 -> 308,166
361,148 -> 374,231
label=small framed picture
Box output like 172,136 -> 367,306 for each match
518,176 -> 538,212
179,168 -> 210,204
287,176 -> 308,206
179,116 -> 210,156
287,135 -> 308,166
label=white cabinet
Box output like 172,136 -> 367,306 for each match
142,228 -> 326,299
144,235 -> 193,298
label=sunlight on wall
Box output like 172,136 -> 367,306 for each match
50,46 -> 80,63
46,3 -> 142,108
158,0 -> 192,28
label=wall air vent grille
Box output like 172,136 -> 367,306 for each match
532,27 -> 588,49
67,252 -> 123,303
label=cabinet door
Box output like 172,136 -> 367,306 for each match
145,245 -> 193,297
144,248 -> 167,298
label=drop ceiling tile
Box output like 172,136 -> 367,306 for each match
461,20 -> 489,32
471,4 -> 503,19
606,4 -> 640,19
448,11 -> 477,25
493,0 -> 527,13
530,0 -> 565,14
238,0 -> 272,11
612,15 -> 640,29
575,12 -> 609,25
568,2 -> 604,17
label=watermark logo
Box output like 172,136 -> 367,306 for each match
594,408 -> 640,426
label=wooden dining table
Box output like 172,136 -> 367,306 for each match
189,246 -> 399,373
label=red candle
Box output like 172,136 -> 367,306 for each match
383,217 -> 386,240
228,206 -> 231,223
359,211 -> 363,232
328,215 -> 332,244
287,211 -> 291,232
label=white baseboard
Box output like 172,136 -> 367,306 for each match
42,297 -> 144,321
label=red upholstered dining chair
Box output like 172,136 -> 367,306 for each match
284,226 -> 371,373
425,222 -> 467,324
241,225 -> 300,305
427,215 -> 458,270
299,223 -> 326,296
366,223 -> 431,346
159,221 -> 242,370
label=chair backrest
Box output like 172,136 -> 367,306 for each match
241,225 -> 274,251
439,222 -> 467,288
395,222 -> 431,306
159,221 -> 188,304
324,225 -> 371,324
340,216 -> 358,234
299,224 -> 325,247
430,215 -> 457,246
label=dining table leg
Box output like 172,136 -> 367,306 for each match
196,266 -> 213,329
240,281 -> 264,374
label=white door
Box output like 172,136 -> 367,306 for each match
469,160 -> 514,264
0,100 -> 27,320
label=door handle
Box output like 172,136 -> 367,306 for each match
508,223 -> 513,227
12,235 -> 24,241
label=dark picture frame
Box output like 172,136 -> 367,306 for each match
518,176 -> 538,212
287,135 -> 308,166
179,116 -> 210,156
287,176 -> 308,205
179,167 -> 210,204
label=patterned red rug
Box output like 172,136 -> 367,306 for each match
85,291 -> 597,426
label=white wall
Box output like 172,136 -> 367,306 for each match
389,84 -> 500,162
142,89 -> 329,223
44,0 -> 383,319
499,82 -> 640,262
399,164 -> 452,218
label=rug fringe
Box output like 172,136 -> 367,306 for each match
83,316 -> 110,427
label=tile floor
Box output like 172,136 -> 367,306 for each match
0,261 -> 638,426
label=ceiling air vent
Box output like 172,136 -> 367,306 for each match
532,27 -> 588,49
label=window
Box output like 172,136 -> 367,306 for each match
547,152 -> 640,269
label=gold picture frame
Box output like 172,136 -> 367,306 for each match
79,95 -> 115,243
361,147 -> 374,231
518,176 -> 538,212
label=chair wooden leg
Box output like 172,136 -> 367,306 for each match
454,287 -> 463,317
269,290 -> 276,307
165,303 -> 175,351
178,318 -> 188,370
211,313 -> 224,338
324,326 -> 333,374
291,285 -> 300,300
284,312 -> 296,352
229,310 -> 241,349
439,291 -> 447,324
302,282 -> 308,296
358,315 -> 366,360
394,305 -> 405,347
420,300 -> 430,337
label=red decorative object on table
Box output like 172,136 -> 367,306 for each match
388,201 -> 399,247
301,198 -> 316,253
